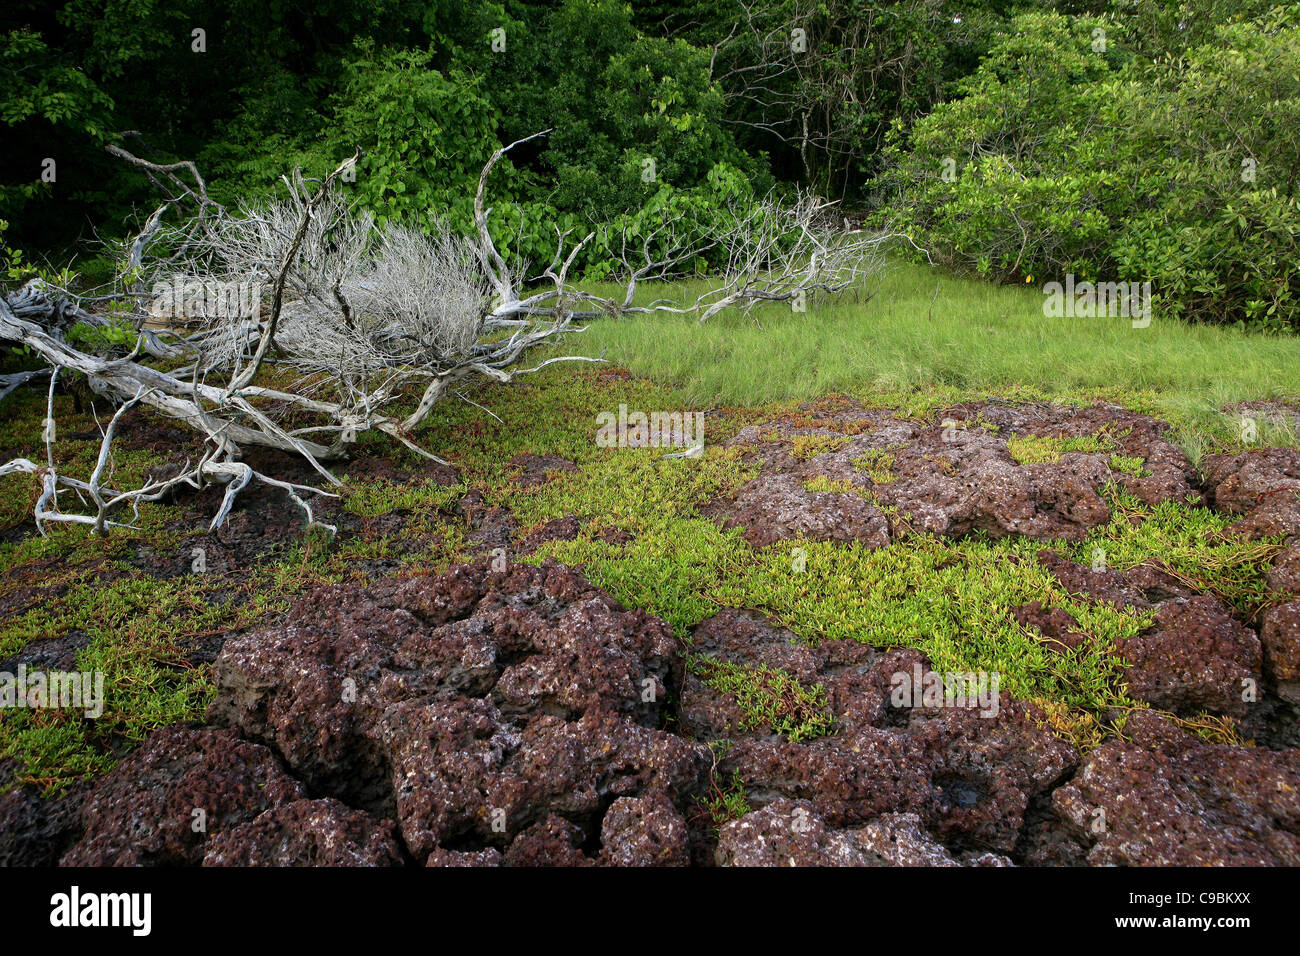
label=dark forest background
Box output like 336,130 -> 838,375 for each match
2,0 -> 1297,328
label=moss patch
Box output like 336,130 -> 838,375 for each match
791,434 -> 851,460
1005,431 -> 1116,465
853,448 -> 897,483
687,655 -> 835,742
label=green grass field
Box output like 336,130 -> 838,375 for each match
562,260 -> 1300,461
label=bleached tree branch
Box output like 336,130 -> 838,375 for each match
1,131 -> 895,534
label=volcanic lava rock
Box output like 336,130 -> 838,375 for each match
879,442 -> 1114,541
705,473 -> 891,548
1266,544 -> 1300,596
598,785 -> 696,868
715,799 -> 1011,867
710,403 -> 1198,547
1011,601 -> 1090,653
689,607 -> 873,677
719,705 -> 1075,855
424,847 -> 503,867
60,726 -> 306,866
679,610 -> 912,739
0,784 -> 85,866
1051,710 -> 1300,865
202,798 -> 405,866
50,509 -> 1300,868
508,453 -> 578,488
683,610 -> 1076,855
1115,596 -> 1261,718
383,703 -> 708,859
1225,496 -> 1300,540
1037,558 -> 1269,720
1262,603 -> 1300,705
1036,551 -> 1150,609
208,560 -> 710,861
1036,551 -> 1200,611
954,402 -> 1199,508
598,790 -> 690,867
1203,448 -> 1300,551
502,815 -> 592,867
1202,448 -> 1300,516
716,798 -> 882,867
516,515 -> 583,554
1123,564 -> 1196,602
451,490 -> 518,551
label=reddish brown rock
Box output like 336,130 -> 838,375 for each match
1262,603 -> 1300,705
680,610 -> 898,738
1016,805 -> 1090,867
383,703 -> 708,858
451,491 -> 518,550
202,798 -> 404,866
1123,564 -> 1195,602
60,726 -> 306,866
938,401 -> 1198,511
1266,544 -> 1300,596
1225,496 -> 1300,540
208,560 -> 709,861
508,453 -> 578,488
881,446 -> 1114,541
716,799 -> 882,867
516,515 -> 582,554
689,607 -> 830,677
502,815 -> 592,867
713,403 -> 1200,546
681,610 -> 1075,855
0,784 -> 85,867
599,790 -> 690,867
679,671 -> 752,740
1037,552 -> 1199,609
715,799 -> 1012,867
1202,448 -> 1300,515
425,847 -> 503,867
1037,550 -> 1151,609
706,473 -> 891,549
1012,601 -> 1090,653
1115,596 -> 1261,718
1052,710 -> 1300,865
717,703 -> 1075,855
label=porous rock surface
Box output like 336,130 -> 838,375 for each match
1046,710 -> 1300,866
202,798 -> 405,866
1114,596 -> 1261,719
715,799 -> 1010,867
32,412 -> 1300,868
205,559 -> 707,860
1035,552 -> 1265,720
60,726 -> 308,866
705,401 -> 1200,546
687,611 -> 1077,856
1202,447 -> 1300,517
1262,602 -> 1300,705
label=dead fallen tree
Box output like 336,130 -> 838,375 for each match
0,133 -> 895,535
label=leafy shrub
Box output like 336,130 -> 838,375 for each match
327,44 -> 508,230
876,12 -> 1128,282
878,7 -> 1300,331
64,316 -> 136,353
1111,10 -> 1300,330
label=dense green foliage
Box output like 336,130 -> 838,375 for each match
877,4 -> 1300,330
2,0 -> 1296,326
1,0 -> 773,275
